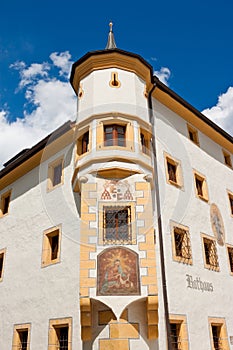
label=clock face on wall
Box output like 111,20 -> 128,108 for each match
210,203 -> 225,246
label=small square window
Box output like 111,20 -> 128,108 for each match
209,318 -> 230,350
0,249 -> 6,281
226,245 -> 233,274
202,235 -> 219,271
187,125 -> 199,145
48,318 -> 72,350
228,192 -> 233,216
42,226 -> 61,267
47,157 -> 64,191
194,171 -> 208,201
223,150 -> 232,168
0,190 -> 11,216
12,324 -> 31,350
165,154 -> 183,188
172,226 -> 192,264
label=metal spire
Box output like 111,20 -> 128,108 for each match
105,21 -> 117,49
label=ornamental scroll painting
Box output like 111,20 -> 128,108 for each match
210,203 -> 225,246
97,247 -> 140,296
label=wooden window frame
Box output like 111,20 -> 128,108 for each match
187,124 -> 199,146
169,314 -> 189,350
104,124 -> 126,147
209,317 -> 230,350
201,234 -> 219,271
47,157 -> 64,191
0,190 -> 11,217
0,248 -> 6,282
222,150 -> 232,168
165,153 -> 183,188
48,318 -> 72,350
12,323 -> 31,350
96,116 -> 134,152
42,225 -> 61,267
193,170 -> 209,202
171,223 -> 192,265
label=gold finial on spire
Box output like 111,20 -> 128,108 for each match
109,21 -> 113,32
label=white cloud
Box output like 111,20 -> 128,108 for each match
202,86 -> 233,136
0,52 -> 76,169
11,61 -> 50,88
49,51 -> 72,77
154,67 -> 171,86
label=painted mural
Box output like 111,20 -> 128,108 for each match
100,180 -> 133,201
97,247 -> 140,296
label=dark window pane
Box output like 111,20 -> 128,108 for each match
50,234 -> 59,260
0,254 -> 4,278
195,178 -> 203,196
2,195 -> 10,214
19,330 -> 28,350
168,162 -> 177,182
53,163 -> 62,186
82,131 -> 89,154
57,326 -> 69,350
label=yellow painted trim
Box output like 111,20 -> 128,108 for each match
48,317 -> 72,350
12,323 -> 31,350
193,169 -> 209,202
201,233 -> 220,272
41,224 -> 62,267
208,317 -> 230,350
164,152 -> 184,189
170,221 -> 192,265
47,156 -> 64,192
169,314 -> 189,350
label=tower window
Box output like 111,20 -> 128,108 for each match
103,206 -> 131,244
81,131 -> 89,154
104,125 -> 126,147
109,72 -> 121,88
140,129 -> 151,155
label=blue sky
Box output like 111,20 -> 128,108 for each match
0,0 -> 233,167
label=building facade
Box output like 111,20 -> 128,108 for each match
0,25 -> 233,350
